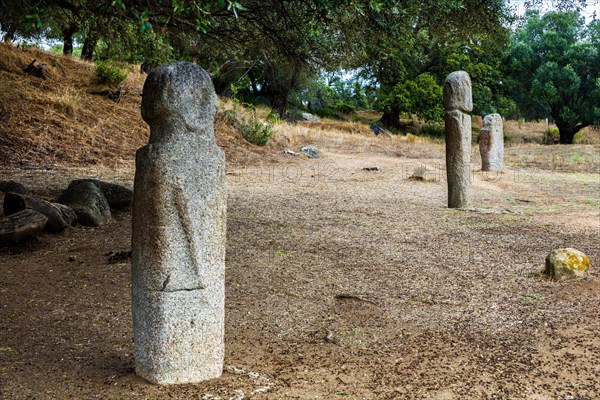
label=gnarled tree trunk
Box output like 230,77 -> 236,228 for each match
553,116 -> 590,145
379,105 -> 401,130
3,24 -> 16,43
80,31 -> 98,61
62,23 -> 79,56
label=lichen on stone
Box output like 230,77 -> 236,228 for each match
544,248 -> 590,281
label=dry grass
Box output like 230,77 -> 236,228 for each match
0,43 -> 147,168
504,144 -> 600,173
46,87 -> 82,116
1,43 -> 598,174
273,121 -> 444,161
500,119 -> 600,145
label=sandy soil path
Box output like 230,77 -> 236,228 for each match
1,149 -> 598,399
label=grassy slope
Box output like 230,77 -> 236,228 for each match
0,43 -> 298,169
1,43 -> 597,172
0,42 -> 427,170
0,43 -> 150,167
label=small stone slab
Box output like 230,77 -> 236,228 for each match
301,112 -> 320,122
300,146 -> 320,159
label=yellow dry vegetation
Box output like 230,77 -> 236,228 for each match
4,43 -> 594,171
0,42 -> 148,168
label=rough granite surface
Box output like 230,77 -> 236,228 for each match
479,113 -> 504,172
132,62 -> 226,385
444,71 -> 473,209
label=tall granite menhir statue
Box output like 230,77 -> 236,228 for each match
479,113 -> 504,172
444,71 -> 473,209
132,62 -> 226,384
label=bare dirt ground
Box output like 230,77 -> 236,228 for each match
1,140 -> 599,399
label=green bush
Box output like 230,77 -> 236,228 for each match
240,118 -> 273,146
419,124 -> 445,138
266,112 -> 280,125
314,107 -> 339,119
222,108 -> 240,125
545,127 -> 559,144
95,61 -> 128,85
573,131 -> 589,144
335,103 -> 355,114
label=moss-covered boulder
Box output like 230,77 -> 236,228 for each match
545,248 -> 590,281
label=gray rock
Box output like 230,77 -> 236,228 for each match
301,112 -> 321,122
300,146 -> 321,159
0,181 -> 29,195
443,71 -> 473,113
308,99 -> 324,111
545,248 -> 590,281
3,192 -> 77,232
444,71 -> 473,209
284,149 -> 300,156
254,95 -> 272,107
133,61 -> 226,385
370,123 -> 391,136
59,181 -> 111,227
479,114 -> 504,172
70,179 -> 133,210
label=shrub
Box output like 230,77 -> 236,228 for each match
240,118 -> 273,146
335,103 -> 355,114
419,124 -> 445,138
545,127 -> 559,144
95,61 -> 128,85
222,108 -> 240,125
266,112 -> 280,125
314,107 -> 339,119
573,131 -> 589,144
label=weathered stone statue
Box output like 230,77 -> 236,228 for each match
132,62 -> 226,385
479,113 -> 504,172
444,71 -> 473,208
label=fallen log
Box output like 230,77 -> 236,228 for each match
0,209 -> 48,244
3,193 -> 77,232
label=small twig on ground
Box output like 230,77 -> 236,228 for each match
335,293 -> 379,306
458,207 -> 521,215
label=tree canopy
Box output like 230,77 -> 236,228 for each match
1,1 -> 598,141
506,10 -> 600,143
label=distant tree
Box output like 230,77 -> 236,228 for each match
349,0 -> 512,129
378,73 -> 443,123
0,0 -> 43,42
506,11 -> 600,144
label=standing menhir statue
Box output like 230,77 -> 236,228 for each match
479,114 -> 504,172
444,71 -> 473,209
132,62 -> 226,385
